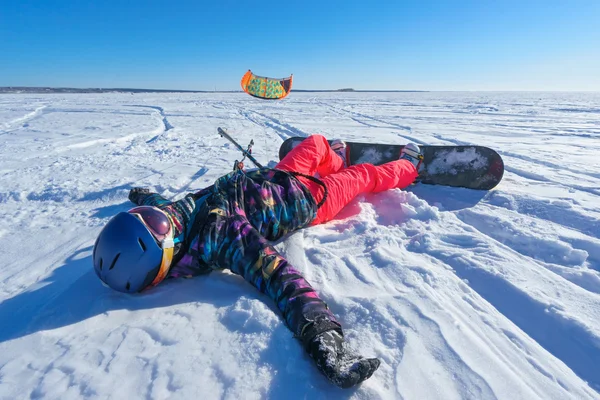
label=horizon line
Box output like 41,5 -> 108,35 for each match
1,86 -> 599,94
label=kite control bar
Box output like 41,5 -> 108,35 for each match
232,140 -> 254,171
217,127 -> 264,170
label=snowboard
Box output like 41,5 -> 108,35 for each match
279,137 -> 504,190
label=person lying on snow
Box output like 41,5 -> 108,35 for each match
93,135 -> 422,388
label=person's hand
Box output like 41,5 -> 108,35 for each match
308,330 -> 380,388
128,187 -> 151,204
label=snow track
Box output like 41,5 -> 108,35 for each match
1,92 -> 600,399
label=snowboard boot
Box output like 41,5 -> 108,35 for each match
400,143 -> 423,169
330,139 -> 348,168
308,330 -> 381,388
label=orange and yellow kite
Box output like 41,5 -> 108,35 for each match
241,70 -> 293,100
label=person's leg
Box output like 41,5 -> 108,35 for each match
276,135 -> 344,178
307,159 -> 419,225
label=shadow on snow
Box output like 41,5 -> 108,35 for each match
0,251 -> 357,398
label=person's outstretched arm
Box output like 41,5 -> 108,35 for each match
199,209 -> 380,388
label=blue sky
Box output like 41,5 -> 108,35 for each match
1,0 -> 599,91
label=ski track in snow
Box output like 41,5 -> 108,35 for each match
124,104 -> 175,137
1,92 -> 600,400
238,108 -> 309,141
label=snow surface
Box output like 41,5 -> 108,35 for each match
1,92 -> 600,400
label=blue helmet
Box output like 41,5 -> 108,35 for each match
93,209 -> 173,293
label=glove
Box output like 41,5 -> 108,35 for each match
128,187 -> 151,205
308,330 -> 381,389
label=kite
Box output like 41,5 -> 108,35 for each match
240,70 -> 293,100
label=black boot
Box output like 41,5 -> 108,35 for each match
308,330 -> 381,388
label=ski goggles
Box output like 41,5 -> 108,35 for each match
128,206 -> 175,288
